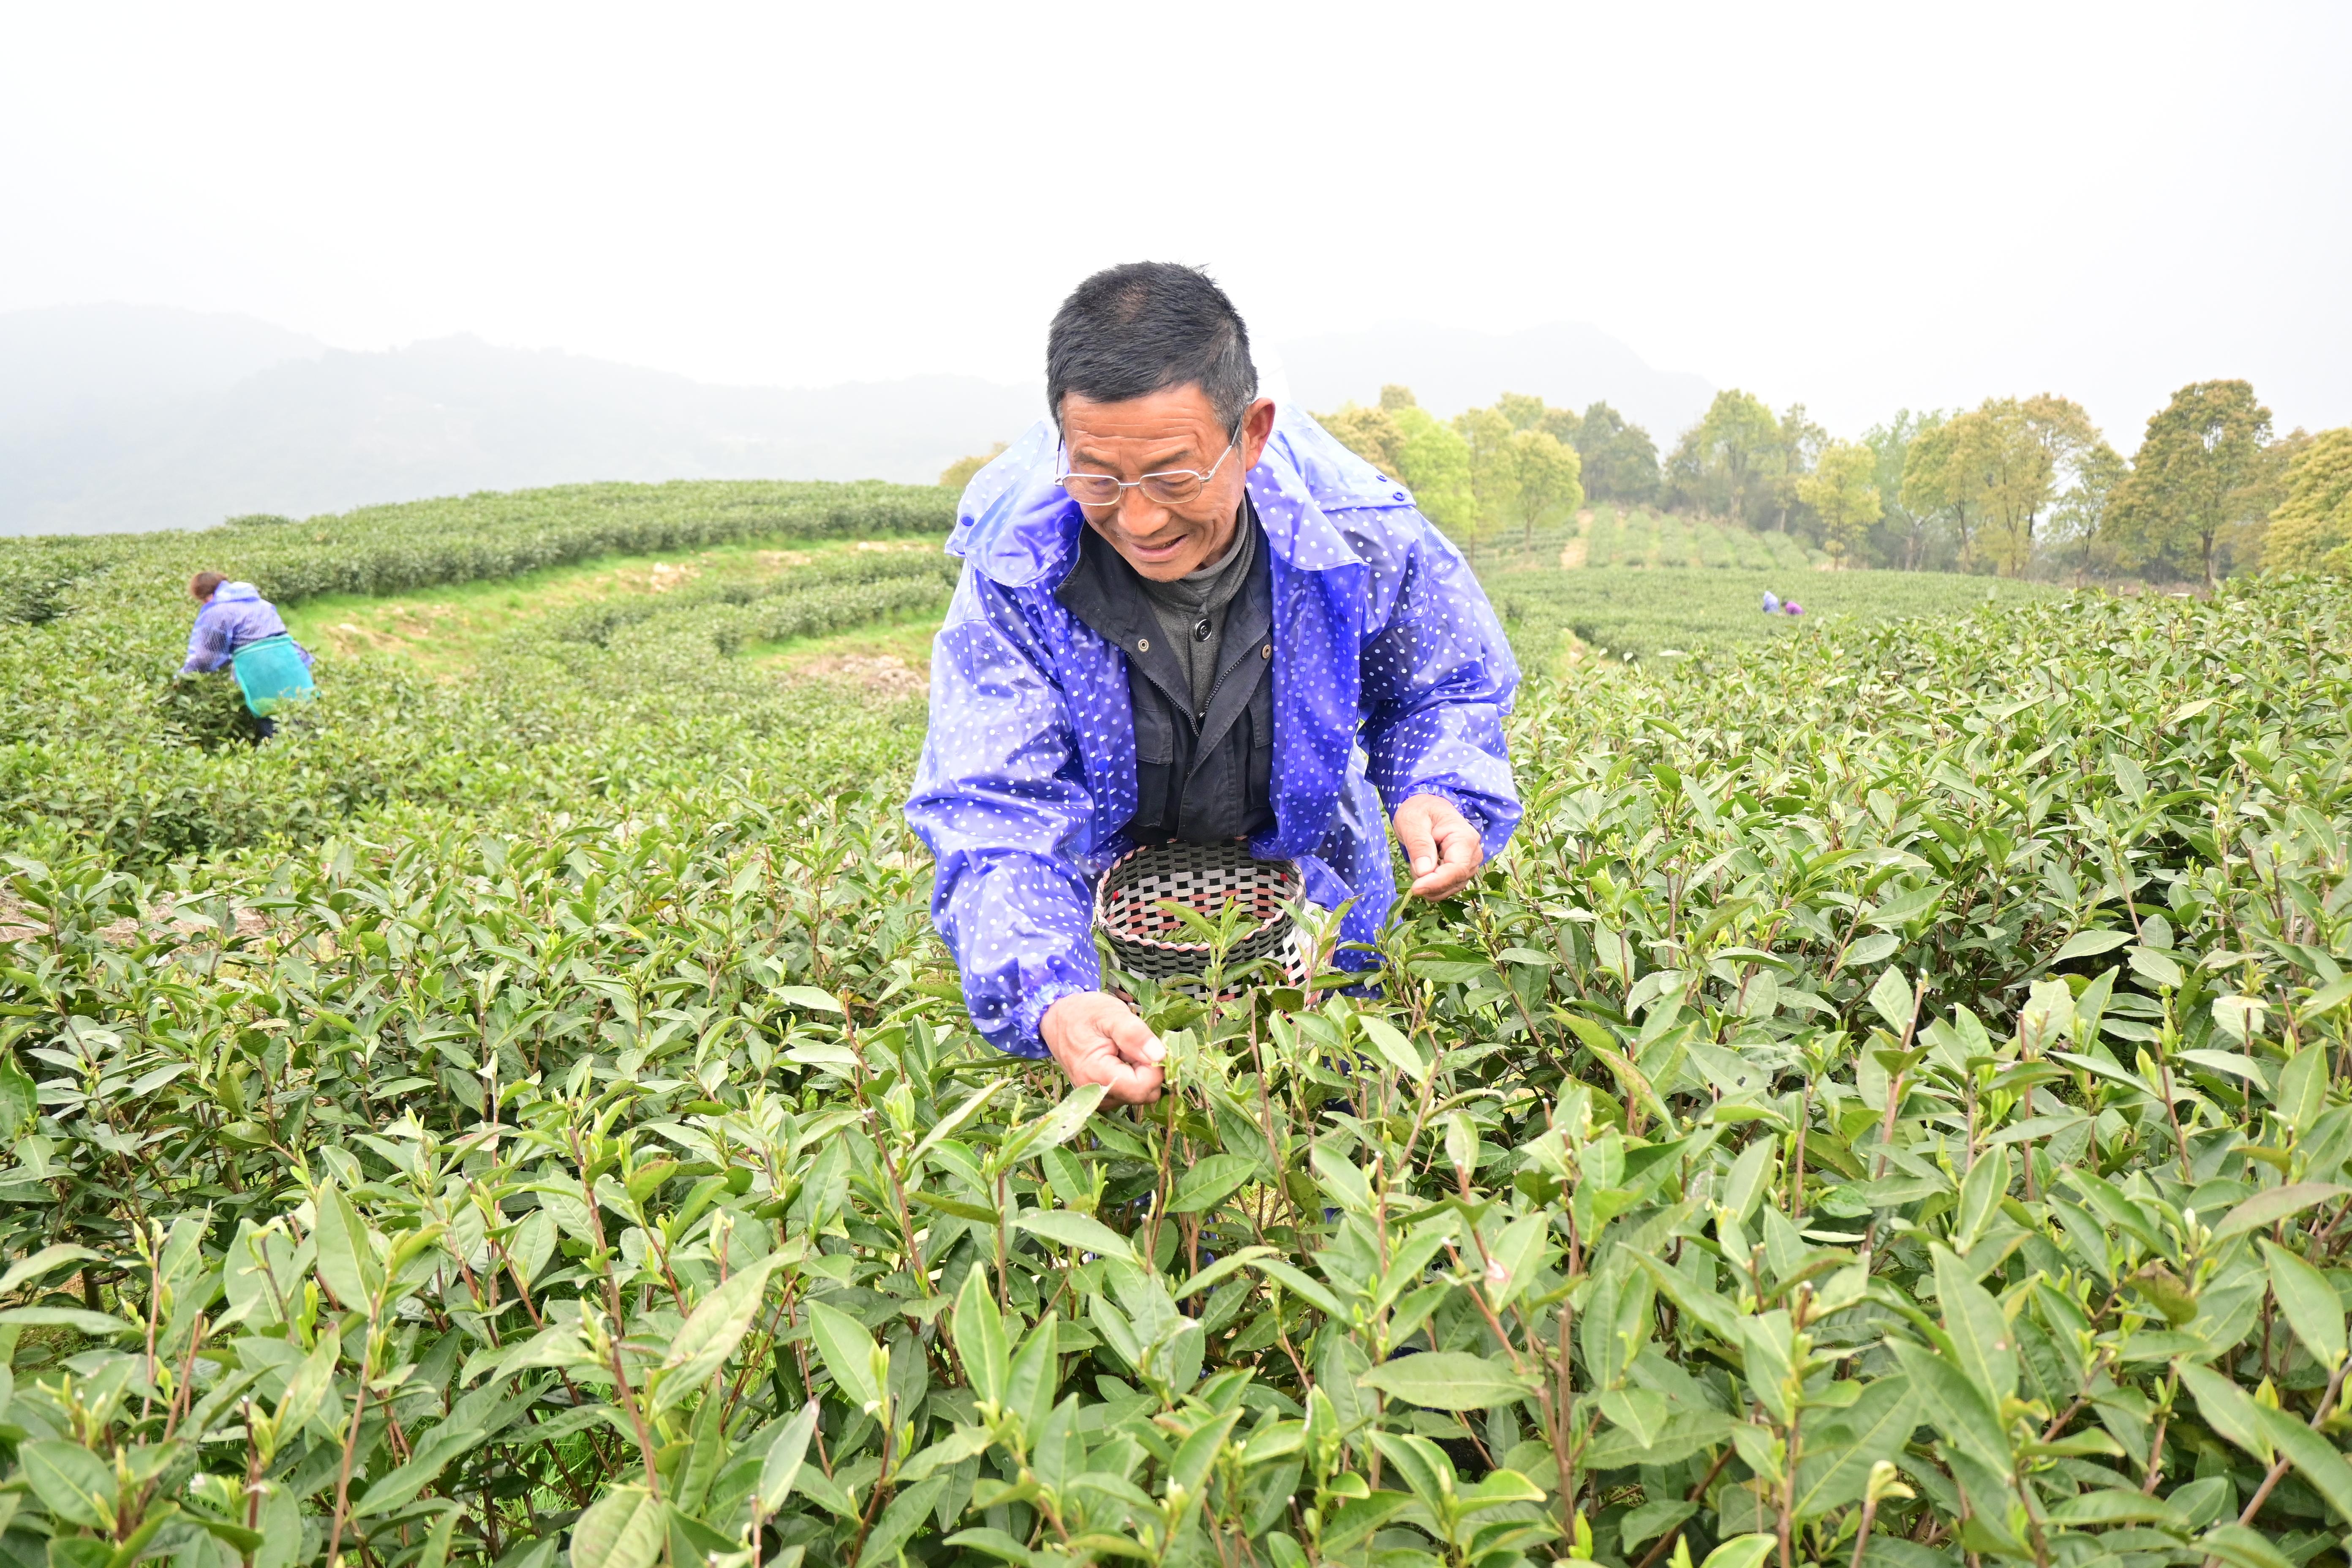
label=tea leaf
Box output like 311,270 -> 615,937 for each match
1358,1351 -> 1535,1410
807,1301 -> 884,1412
1357,1015 -> 1432,1086
2260,1241 -> 2346,1370
1165,1154 -> 1257,1215
654,1252 -> 787,1413
566,1484 -> 664,1568
2213,1183 -> 2352,1243
1011,1209 -> 1135,1263
20,1443 -> 114,1531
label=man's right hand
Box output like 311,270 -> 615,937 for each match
1041,991 -> 1165,1105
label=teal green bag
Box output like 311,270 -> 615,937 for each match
230,635 -> 316,717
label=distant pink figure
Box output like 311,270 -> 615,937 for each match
1783,600 -> 1804,616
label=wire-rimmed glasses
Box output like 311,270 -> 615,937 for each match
1057,433 -> 1239,508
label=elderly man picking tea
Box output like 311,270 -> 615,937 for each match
906,264 -> 1520,1105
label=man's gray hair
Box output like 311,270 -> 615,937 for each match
1046,263 -> 1258,436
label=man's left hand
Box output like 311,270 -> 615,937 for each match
1394,794 -> 1484,900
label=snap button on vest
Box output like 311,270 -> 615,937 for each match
1260,642 -> 1272,659
1137,637 -> 1150,652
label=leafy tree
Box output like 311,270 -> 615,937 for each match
1900,419 -> 1982,572
938,442 -> 1007,491
1390,405 -> 1480,550
1666,391 -> 1785,527
1452,406 -> 1522,550
1796,440 -> 1881,568
2019,395 -> 2113,576
1572,402 -> 1660,504
1316,402 -> 1410,479
1507,428 -> 1583,546
1494,392 -> 1549,432
1944,402 -> 2044,576
1489,393 -> 1584,466
2105,379 -> 2274,587
1904,396 -> 2108,577
1862,411 -> 1946,569
2265,427 -> 2352,574
1768,403 -> 1828,533
1378,383 -> 1418,413
2048,439 -> 2128,584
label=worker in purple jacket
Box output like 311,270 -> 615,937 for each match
905,264 -> 1522,1105
181,572 -> 311,737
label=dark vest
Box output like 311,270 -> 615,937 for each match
1055,519 -> 1275,845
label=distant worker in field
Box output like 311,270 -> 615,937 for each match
906,263 -> 1521,1104
1761,590 -> 1780,614
181,572 -> 315,738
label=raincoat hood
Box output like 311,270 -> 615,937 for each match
209,581 -> 264,604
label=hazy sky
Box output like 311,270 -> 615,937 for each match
5,2 -> 2347,443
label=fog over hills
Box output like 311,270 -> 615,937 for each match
0,304 -> 328,427
2,305 -> 1717,535
0,307 -> 1044,534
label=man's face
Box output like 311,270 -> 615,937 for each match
1060,385 -> 1276,581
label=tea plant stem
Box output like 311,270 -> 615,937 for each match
1244,1018 -> 1301,1243
324,1369 -> 370,1568
1633,1444 -> 1735,1568
2154,1056 -> 2194,1183
2141,1367 -> 2176,1494
994,1169 -> 1012,1312
567,1125 -> 663,1495
162,1314 -> 207,1438
1849,1485 -> 1887,1568
1149,1094 -> 1178,1266
138,1247 -> 164,1425
1788,1079 -> 1813,1217
1552,1298 -> 1576,1534
601,1323 -> 663,1496
845,1429 -> 898,1568
2224,1356 -> 2350,1538
1778,1404 -> 1801,1568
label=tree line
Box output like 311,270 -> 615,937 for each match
1316,387 -> 1660,558
1307,380 -> 2351,584
936,380 -> 2350,585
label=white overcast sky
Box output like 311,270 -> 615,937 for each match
5,1 -> 2347,444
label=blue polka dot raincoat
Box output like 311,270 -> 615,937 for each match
905,404 -> 1522,1057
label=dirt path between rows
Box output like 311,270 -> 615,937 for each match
1560,509 -> 1594,569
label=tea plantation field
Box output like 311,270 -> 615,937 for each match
3,478 -> 2351,1568
1576,509 -> 1826,574
1491,568 -> 2060,665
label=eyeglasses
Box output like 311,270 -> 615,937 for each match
1056,434 -> 1239,508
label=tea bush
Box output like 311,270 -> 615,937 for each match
3,486 -> 2352,1568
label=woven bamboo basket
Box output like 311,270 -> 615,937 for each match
1093,840 -> 1311,994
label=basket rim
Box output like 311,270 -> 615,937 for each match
1094,841 -> 1302,956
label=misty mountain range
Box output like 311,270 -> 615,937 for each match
0,304 -> 1715,535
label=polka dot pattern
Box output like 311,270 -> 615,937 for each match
906,404 -> 1524,1056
